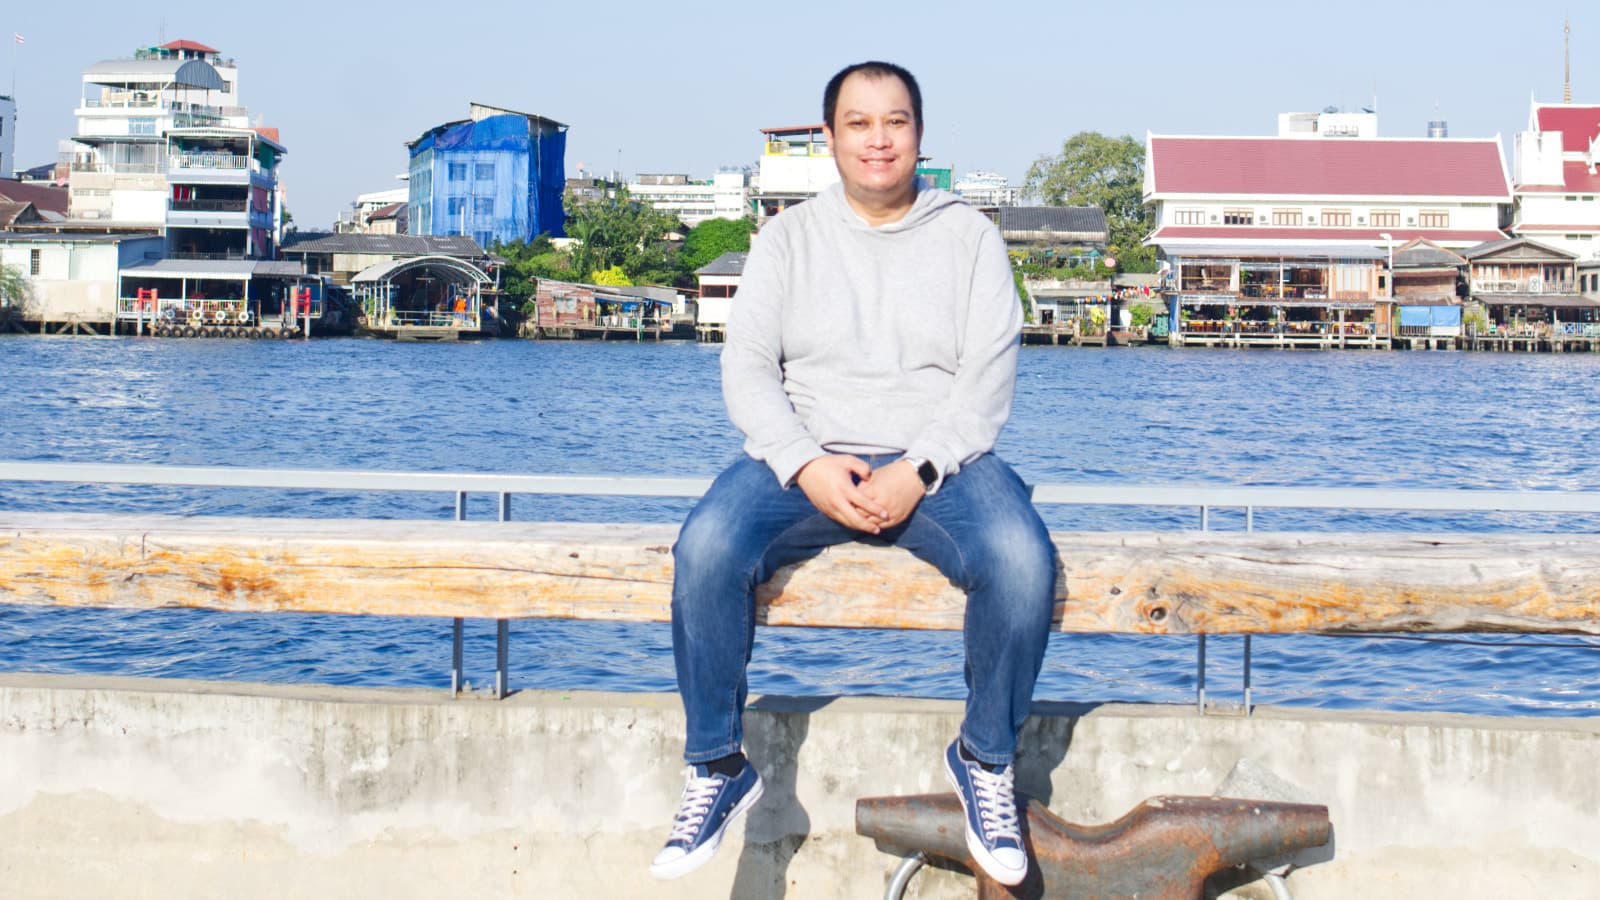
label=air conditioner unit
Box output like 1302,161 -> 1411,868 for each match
1407,218 -> 1416,225
1358,217 -> 1367,225
1210,215 -> 1219,223
1308,217 -> 1318,225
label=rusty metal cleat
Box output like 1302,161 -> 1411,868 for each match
856,793 -> 1331,899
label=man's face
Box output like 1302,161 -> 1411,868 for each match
824,72 -> 922,204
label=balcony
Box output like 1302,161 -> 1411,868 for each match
171,198 -> 248,212
1470,279 -> 1576,295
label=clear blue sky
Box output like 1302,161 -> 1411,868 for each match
5,1 -> 1595,229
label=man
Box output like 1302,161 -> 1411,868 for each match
650,61 -> 1057,887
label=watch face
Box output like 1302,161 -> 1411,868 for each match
917,459 -> 938,487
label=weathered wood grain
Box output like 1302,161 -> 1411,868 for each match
1,513 -> 1597,634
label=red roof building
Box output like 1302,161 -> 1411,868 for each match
1511,102 -> 1600,258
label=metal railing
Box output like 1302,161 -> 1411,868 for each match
171,153 -> 251,171
5,461 -> 1600,706
170,198 -> 248,212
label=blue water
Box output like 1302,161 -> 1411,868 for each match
2,336 -> 1598,715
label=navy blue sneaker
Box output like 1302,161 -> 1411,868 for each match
650,761 -> 764,879
944,740 -> 1027,885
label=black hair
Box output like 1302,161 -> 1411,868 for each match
822,61 -> 923,132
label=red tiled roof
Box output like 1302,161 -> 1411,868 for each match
1516,163 -> 1600,194
369,202 -> 405,220
254,127 -> 281,143
0,180 -> 69,215
1148,137 -> 1511,198
1151,226 -> 1507,244
1512,224 -> 1600,232
160,39 -> 219,54
1533,105 -> 1600,153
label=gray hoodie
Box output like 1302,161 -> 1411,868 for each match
722,182 -> 1021,491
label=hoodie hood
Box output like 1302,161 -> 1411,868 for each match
815,181 -> 967,233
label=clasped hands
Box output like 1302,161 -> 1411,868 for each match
795,454 -> 925,534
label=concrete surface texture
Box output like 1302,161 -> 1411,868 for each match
0,673 -> 1595,899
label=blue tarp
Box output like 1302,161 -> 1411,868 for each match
1399,306 -> 1462,327
408,114 -> 566,245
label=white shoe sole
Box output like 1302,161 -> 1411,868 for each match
649,775 -> 765,880
944,759 -> 1028,886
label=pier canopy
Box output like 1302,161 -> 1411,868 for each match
352,254 -> 491,331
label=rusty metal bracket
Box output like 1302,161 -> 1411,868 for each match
857,793 -> 1330,899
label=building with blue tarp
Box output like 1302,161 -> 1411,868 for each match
407,103 -> 567,247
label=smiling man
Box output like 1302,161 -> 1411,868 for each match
650,61 -> 1057,887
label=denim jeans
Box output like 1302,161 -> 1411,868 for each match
671,452 -> 1058,767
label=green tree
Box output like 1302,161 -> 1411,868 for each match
680,216 -> 755,273
1025,132 -> 1157,273
493,235 -> 579,304
590,265 -> 633,286
564,186 -> 681,285
0,263 -> 27,310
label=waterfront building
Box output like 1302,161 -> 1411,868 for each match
628,171 -> 750,227
528,278 -> 672,340
1144,129 -> 1512,348
1510,101 -> 1600,260
1390,239 -> 1468,349
0,232 -> 163,334
1461,237 -> 1597,334
953,171 -> 1017,208
692,250 -> 747,341
751,125 -> 837,223
1000,206 -> 1108,267
406,103 -> 567,247
1,93 -> 15,179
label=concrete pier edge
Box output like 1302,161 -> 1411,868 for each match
1,673 -> 1595,898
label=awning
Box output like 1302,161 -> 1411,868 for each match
1166,244 -> 1386,260
119,259 -> 306,280
1477,294 -> 1600,310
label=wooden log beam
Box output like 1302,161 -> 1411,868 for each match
1,513 -> 1597,635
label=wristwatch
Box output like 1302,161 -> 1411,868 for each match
902,456 -> 938,492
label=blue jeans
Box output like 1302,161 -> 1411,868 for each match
671,452 -> 1058,767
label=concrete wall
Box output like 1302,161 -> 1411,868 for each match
1,674 -> 1595,899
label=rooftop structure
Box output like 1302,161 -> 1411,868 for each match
406,103 -> 567,247
953,171 -> 1016,207
1510,100 -> 1600,259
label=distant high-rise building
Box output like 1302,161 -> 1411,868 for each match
0,93 -> 16,179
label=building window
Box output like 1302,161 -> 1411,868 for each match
129,117 -> 157,136
1322,209 -> 1352,227
1223,208 -> 1253,226
30,249 -> 41,275
446,197 -> 466,216
1271,208 -> 1303,226
474,198 -> 494,217
476,163 -> 495,181
1371,209 -> 1400,228
1418,210 -> 1449,228
1173,208 -> 1204,225
449,162 -> 468,181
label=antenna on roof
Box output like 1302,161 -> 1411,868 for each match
1564,16 -> 1572,104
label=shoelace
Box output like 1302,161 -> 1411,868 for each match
969,765 -> 1021,842
665,770 -> 723,844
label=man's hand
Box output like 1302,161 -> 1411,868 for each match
860,458 -> 926,529
796,454 -> 888,533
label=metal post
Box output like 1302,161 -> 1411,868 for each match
452,491 -> 468,695
496,619 -> 510,699
1200,505 -> 1210,531
1197,634 -> 1208,714
1243,634 -> 1253,715
496,490 -> 511,699
1246,506 -> 1255,532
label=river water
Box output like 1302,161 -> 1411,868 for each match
2,336 -> 1597,716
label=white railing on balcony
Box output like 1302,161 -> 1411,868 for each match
1471,278 -> 1577,295
171,153 -> 251,171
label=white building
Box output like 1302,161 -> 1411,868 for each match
1511,101 -> 1600,260
752,125 -> 838,223
1277,109 -> 1379,139
0,93 -> 16,179
952,171 -> 1016,207
628,170 -> 749,227
64,40 -> 286,260
0,232 -> 164,332
337,186 -> 409,232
